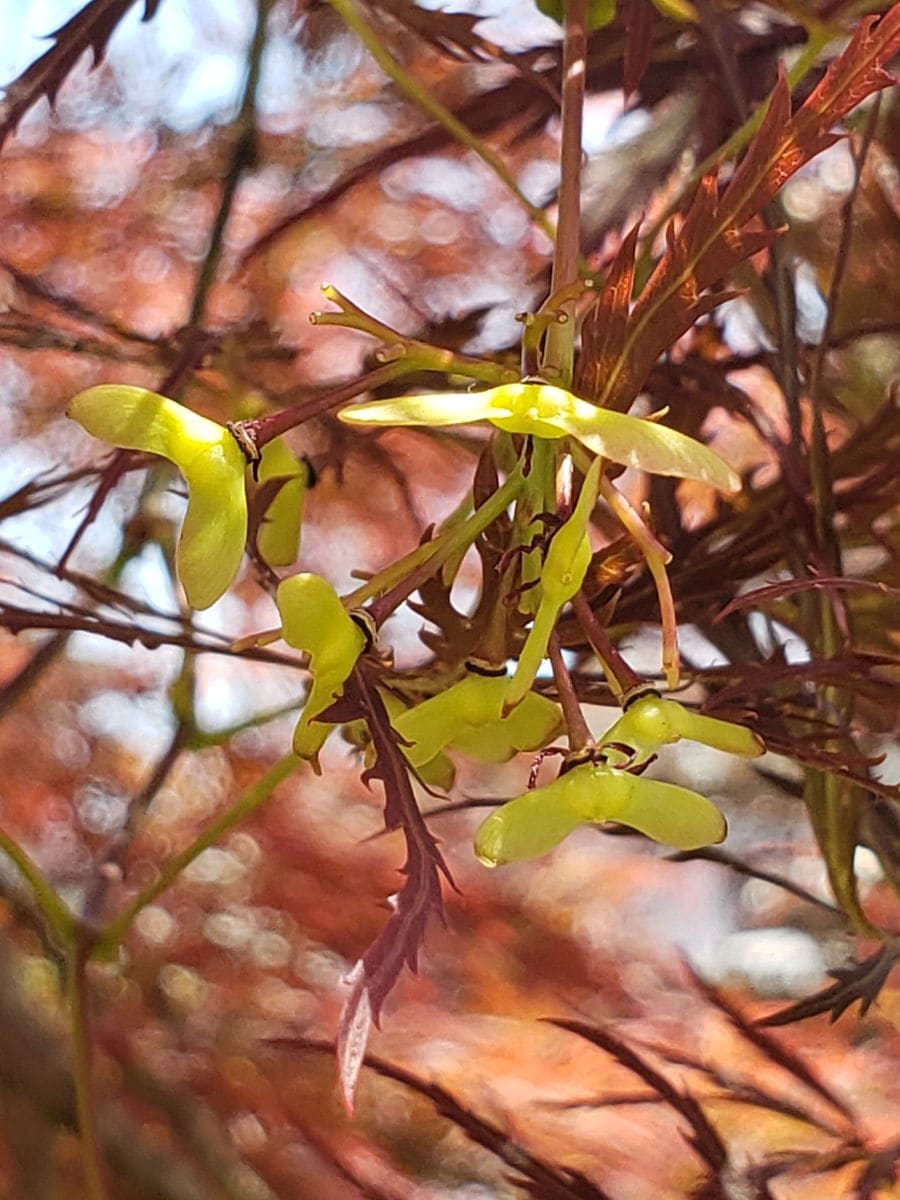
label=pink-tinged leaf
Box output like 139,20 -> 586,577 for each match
337,666 -> 451,1113
0,0 -> 162,149
336,964 -> 372,1116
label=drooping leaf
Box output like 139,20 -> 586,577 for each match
337,667 -> 452,1113
0,0 -> 163,149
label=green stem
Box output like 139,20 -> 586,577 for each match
0,824 -> 75,944
312,285 -> 517,384
542,0 -> 587,387
94,754 -> 299,957
599,476 -> 679,688
68,938 -> 109,1200
366,463 -> 526,622
511,436 -> 555,615
327,0 -> 554,240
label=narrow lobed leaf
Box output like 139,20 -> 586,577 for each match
337,668 -> 452,1112
591,7 -> 900,415
0,0 -> 163,149
548,1018 -> 729,1173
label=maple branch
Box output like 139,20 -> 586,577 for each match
542,0 -> 587,387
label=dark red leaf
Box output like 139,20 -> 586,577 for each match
548,1018 -> 729,1175
336,664 -> 452,1112
687,969 -> 856,1125
589,6 -> 900,414
717,575 -> 900,620
0,0 -> 162,149
273,1038 -> 615,1200
757,946 -> 900,1027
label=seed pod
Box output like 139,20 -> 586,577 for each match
392,673 -> 562,768
255,440 -> 311,568
277,574 -> 367,769
475,760 -> 726,867
340,380 -> 739,492
600,694 -> 764,767
69,386 -> 248,610
506,457 -> 601,710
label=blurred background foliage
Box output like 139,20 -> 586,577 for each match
0,0 -> 899,1197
